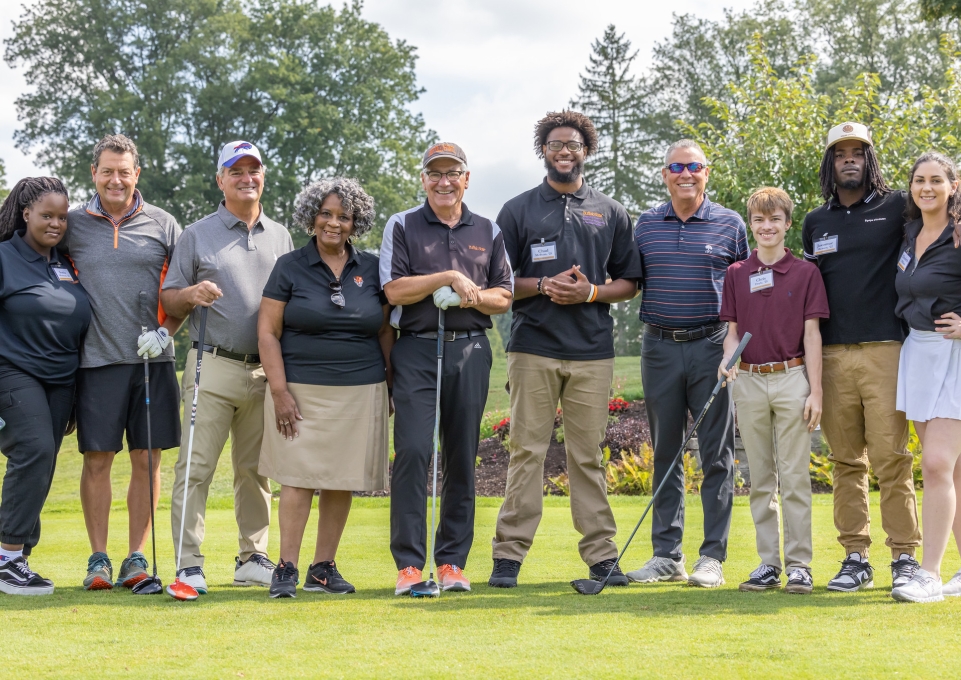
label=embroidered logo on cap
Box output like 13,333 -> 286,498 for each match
842,124 -> 854,133
234,142 -> 253,151
354,275 -> 363,287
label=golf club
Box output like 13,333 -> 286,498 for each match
165,305 -> 208,602
132,292 -> 163,595
571,331 -> 753,595
410,307 -> 445,598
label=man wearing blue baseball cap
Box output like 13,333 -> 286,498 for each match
160,140 -> 293,593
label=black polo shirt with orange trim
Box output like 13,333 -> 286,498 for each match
895,218 -> 961,332
379,201 -> 513,333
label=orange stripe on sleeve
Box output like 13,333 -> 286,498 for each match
157,257 -> 169,326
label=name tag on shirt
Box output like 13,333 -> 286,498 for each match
749,270 -> 774,293
531,241 -> 557,262
51,267 -> 73,281
898,250 -> 912,272
813,235 -> 838,255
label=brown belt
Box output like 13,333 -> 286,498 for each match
738,356 -> 805,374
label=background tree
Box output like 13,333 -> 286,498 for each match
0,159 -> 7,202
4,0 -> 433,247
920,0 -> 961,20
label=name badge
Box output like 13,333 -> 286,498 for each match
52,267 -> 73,281
813,235 -> 838,255
531,241 -> 557,262
749,270 -> 774,293
898,250 -> 911,272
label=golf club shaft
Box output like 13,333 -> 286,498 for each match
427,308 -> 444,580
176,305 -> 208,574
599,332 -> 752,587
140,292 -> 159,580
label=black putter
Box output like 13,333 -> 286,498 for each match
571,332 -> 753,595
410,308 -> 446,598
132,291 -> 163,595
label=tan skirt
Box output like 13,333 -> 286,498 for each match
259,381 -> 389,491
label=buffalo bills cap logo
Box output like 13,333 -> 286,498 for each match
234,142 -> 253,152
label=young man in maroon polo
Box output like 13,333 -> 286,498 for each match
718,187 -> 829,594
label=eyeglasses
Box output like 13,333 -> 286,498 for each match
425,170 -> 466,182
665,162 -> 708,174
546,141 -> 585,152
329,281 -> 345,309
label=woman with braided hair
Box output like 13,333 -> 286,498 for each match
0,177 -> 90,595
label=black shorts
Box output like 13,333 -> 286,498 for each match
76,362 -> 181,453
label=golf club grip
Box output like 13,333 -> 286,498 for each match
139,291 -> 149,335
724,332 -> 752,371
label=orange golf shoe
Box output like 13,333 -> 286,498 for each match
395,566 -> 422,596
438,564 -> 471,592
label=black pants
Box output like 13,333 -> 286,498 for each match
0,363 -> 74,554
641,327 -> 735,562
390,334 -> 491,571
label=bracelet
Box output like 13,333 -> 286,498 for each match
537,276 -> 546,295
587,284 -> 597,303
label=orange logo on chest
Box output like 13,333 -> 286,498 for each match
468,245 -> 486,252
354,276 -> 363,287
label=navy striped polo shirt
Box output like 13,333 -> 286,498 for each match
634,196 -> 748,329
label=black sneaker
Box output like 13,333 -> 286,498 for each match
827,553 -> 874,592
785,567 -> 813,594
303,560 -> 355,594
488,558 -> 521,588
589,559 -> 629,587
0,556 -> 54,596
269,560 -> 299,599
891,554 -> 920,588
739,564 -> 782,591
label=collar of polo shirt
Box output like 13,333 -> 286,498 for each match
747,247 -> 794,273
306,238 -> 359,269
11,231 -> 46,263
828,190 -> 877,210
539,178 -> 590,201
665,194 -> 714,221
422,200 -> 474,228
217,201 -> 264,231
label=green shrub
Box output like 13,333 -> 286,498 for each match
547,443 -> 704,496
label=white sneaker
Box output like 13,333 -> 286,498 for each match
688,556 -> 725,588
234,554 -> 275,586
626,555 -> 688,583
943,569 -> 961,597
176,566 -> 208,594
891,568 -> 943,603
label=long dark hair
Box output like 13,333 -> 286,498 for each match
905,151 -> 961,223
818,143 -> 891,201
0,177 -> 69,243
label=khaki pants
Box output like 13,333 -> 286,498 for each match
171,349 -> 272,568
821,342 -> 920,558
492,353 -> 617,565
734,366 -> 813,570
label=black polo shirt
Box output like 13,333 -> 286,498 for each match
498,179 -> 642,361
262,240 -> 387,386
379,201 -> 513,333
895,219 -> 961,331
0,232 -> 91,385
801,190 -> 907,345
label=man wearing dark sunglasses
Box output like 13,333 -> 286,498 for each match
380,142 -> 513,595
629,139 -> 749,589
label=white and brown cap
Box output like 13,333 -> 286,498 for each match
825,122 -> 872,151
422,142 -> 467,170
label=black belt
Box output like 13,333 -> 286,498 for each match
192,342 -> 260,364
401,329 -> 486,341
644,322 -> 726,342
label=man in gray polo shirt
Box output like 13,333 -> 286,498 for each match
160,141 -> 293,593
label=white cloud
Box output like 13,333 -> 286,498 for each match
0,0 -> 756,216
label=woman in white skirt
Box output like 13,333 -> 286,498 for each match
892,151 -> 961,603
258,178 -> 393,598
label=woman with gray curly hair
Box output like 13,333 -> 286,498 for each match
257,177 -> 393,598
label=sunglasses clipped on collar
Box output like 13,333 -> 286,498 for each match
329,281 -> 345,308
665,162 -> 708,174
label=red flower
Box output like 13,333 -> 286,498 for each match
608,398 -> 629,413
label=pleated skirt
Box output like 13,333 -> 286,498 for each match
897,329 -> 961,422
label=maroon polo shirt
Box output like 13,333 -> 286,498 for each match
720,248 -> 829,365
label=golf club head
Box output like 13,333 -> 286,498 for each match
131,575 -> 163,595
165,578 -> 199,601
571,578 -> 605,595
409,580 -> 440,598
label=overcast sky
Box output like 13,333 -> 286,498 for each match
0,0 -> 755,219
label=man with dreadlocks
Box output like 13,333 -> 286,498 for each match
801,122 -> 922,593
0,177 -> 90,595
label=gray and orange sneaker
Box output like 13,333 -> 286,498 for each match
116,552 -> 149,588
83,552 -> 113,591
395,566 -> 422,596
438,564 -> 471,591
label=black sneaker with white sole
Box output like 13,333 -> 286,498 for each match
488,558 -> 521,588
891,554 -> 920,588
785,568 -> 813,594
0,556 -> 54,596
738,564 -> 782,591
827,553 -> 874,592
589,559 -> 629,587
303,560 -> 355,594
269,560 -> 299,599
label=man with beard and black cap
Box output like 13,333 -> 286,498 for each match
489,110 -> 642,588
801,122 -> 924,592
